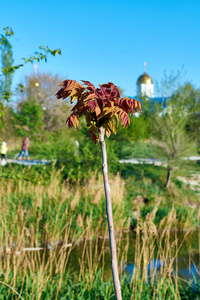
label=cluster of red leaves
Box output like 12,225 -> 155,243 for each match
56,80 -> 141,143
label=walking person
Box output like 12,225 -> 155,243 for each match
18,137 -> 30,160
0,141 -> 8,165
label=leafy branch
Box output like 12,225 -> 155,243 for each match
0,46 -> 61,76
0,27 -> 61,91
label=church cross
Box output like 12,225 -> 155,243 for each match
144,62 -> 147,73
33,64 -> 38,74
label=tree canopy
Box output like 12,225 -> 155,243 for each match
56,79 -> 141,143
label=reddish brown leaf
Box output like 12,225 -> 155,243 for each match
56,79 -> 142,142
101,82 -> 120,99
105,129 -> 111,138
88,100 -> 98,111
91,133 -> 97,144
85,112 -> 92,126
118,110 -> 130,127
94,105 -> 101,116
81,80 -> 96,91
85,93 -> 96,101
56,80 -> 85,102
66,113 -> 79,128
118,97 -> 142,114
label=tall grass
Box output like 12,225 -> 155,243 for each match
0,166 -> 127,240
0,204 -> 199,299
0,167 -> 200,299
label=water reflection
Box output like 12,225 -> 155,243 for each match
124,260 -> 199,281
123,230 -> 200,281
67,230 -> 200,282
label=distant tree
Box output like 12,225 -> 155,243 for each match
0,106 -> 16,140
150,95 -> 195,188
0,27 -> 14,102
172,83 -> 200,140
15,98 -> 44,137
18,73 -> 71,133
154,69 -> 184,98
119,114 -> 149,141
56,79 -> 141,300
0,26 -> 61,119
140,72 -> 197,188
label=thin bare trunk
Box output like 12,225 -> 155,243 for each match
166,168 -> 172,188
99,127 -> 122,300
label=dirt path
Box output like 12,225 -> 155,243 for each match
1,159 -> 52,166
177,175 -> 200,193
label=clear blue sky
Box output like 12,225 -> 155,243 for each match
1,0 -> 200,97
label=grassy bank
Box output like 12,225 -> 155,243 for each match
0,152 -> 200,299
0,197 -> 199,299
0,163 -> 200,237
0,162 -> 199,239
1,272 -> 200,299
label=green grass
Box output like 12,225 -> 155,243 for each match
0,163 -> 200,299
0,270 -> 200,299
1,157 -> 199,232
113,141 -> 163,160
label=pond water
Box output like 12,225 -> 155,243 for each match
67,229 -> 200,282
124,230 -> 200,282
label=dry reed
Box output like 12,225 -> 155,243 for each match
0,168 -> 199,299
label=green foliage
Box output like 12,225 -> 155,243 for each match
0,27 -> 14,102
14,98 -> 44,136
109,115 -> 150,159
1,46 -> 61,76
143,90 -> 196,187
55,123 -> 119,183
140,205 -> 171,225
2,27 -> 14,37
175,205 -> 197,227
173,83 -> 200,139
0,169 -> 41,184
0,106 -> 17,139
173,178 -> 183,189
139,204 -> 198,228
0,102 -> 4,118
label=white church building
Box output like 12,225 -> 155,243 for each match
136,63 -> 154,98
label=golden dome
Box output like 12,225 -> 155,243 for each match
137,73 -> 153,85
